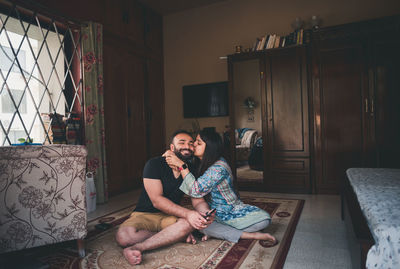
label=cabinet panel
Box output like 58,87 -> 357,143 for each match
103,0 -> 145,45
266,47 -> 309,157
125,0 -> 145,45
271,158 -> 309,173
126,53 -> 146,189
144,8 -> 163,55
103,0 -> 125,37
268,173 -> 310,193
146,57 -> 165,157
372,39 -> 400,168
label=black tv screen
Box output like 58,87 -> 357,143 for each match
183,81 -> 229,118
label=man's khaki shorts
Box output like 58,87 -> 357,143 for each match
120,211 -> 178,232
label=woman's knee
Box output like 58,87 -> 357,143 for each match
243,219 -> 271,232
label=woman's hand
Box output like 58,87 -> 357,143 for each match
203,209 -> 216,225
163,150 -> 185,169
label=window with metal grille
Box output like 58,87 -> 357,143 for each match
0,1 -> 83,145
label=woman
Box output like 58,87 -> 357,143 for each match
164,130 -> 276,244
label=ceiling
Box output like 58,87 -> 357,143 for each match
137,0 -> 231,15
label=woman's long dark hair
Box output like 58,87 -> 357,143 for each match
196,129 -> 223,177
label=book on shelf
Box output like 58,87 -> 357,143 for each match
280,36 -> 285,47
274,35 -> 281,48
263,35 -> 270,50
267,34 -> 276,49
281,37 -> 286,47
300,29 -> 304,45
252,38 -> 260,51
257,35 -> 267,51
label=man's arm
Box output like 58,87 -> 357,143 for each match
144,178 -> 207,230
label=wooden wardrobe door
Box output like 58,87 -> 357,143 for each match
264,47 -> 310,193
104,37 -> 146,196
313,40 -> 368,194
372,39 -> 400,168
145,57 -> 165,158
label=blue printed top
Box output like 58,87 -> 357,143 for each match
180,158 -> 270,229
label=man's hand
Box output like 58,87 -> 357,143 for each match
185,210 -> 208,230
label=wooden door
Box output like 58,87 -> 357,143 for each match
371,38 -> 400,168
125,53 -> 147,191
103,36 -> 146,196
264,47 -> 310,193
312,38 -> 369,194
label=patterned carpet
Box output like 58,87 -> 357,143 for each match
5,193 -> 304,269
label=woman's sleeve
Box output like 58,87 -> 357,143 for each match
179,165 -> 227,198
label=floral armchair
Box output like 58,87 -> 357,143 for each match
0,145 -> 87,256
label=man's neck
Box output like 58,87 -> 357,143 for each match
172,168 -> 181,179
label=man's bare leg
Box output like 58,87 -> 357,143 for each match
123,218 -> 193,265
116,226 -> 155,247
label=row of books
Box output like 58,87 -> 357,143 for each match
252,29 -> 311,51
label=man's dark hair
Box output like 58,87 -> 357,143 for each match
196,129 -> 223,176
169,129 -> 193,145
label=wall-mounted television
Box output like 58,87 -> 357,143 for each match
183,81 -> 229,118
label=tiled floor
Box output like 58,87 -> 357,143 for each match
90,191 -> 352,269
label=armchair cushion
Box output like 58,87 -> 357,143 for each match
0,145 -> 87,254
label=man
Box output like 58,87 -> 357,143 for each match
115,130 -> 214,265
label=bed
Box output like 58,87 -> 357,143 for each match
345,168 -> 400,269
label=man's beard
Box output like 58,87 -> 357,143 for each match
174,149 -> 194,162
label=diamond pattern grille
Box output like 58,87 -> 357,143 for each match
0,2 -> 83,145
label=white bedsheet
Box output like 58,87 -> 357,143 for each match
347,168 -> 400,269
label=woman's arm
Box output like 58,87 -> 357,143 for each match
163,150 -> 226,197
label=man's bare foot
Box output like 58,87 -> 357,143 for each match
123,247 -> 142,265
185,233 -> 197,244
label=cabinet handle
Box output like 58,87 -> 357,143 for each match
370,98 -> 374,114
364,98 -> 369,113
269,104 -> 272,121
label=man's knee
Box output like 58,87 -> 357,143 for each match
116,226 -> 136,246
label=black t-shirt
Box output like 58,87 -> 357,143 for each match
134,156 -> 187,213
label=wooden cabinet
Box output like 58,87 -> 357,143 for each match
229,16 -> 400,194
228,46 -> 311,193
